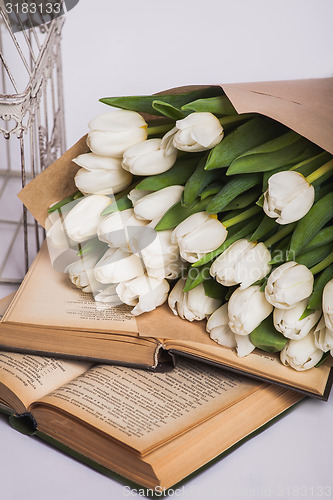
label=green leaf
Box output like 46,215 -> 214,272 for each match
206,173 -> 262,214
222,187 -> 262,211
203,278 -> 226,300
288,192 -> 333,258
155,196 -> 214,231
250,316 -> 287,353
101,195 -> 132,216
304,225 -> 333,252
306,263 -> 333,311
99,87 -> 222,115
227,131 -> 315,175
205,117 -> 285,171
200,181 -> 224,200
183,157 -> 222,206
152,100 -> 184,120
48,191 -> 84,213
135,158 -> 198,191
182,95 -> 237,115
183,263 -> 211,292
249,215 -> 277,242
295,243 -> 332,269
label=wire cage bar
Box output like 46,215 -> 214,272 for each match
0,3 -> 66,286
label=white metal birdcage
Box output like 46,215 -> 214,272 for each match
0,2 -> 66,286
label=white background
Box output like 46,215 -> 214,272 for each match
1,0 -> 333,499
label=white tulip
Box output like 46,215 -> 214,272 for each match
168,278 -> 221,322
273,299 -> 321,340
73,152 -> 124,172
63,195 -> 111,243
280,331 -> 323,371
162,112 -> 223,152
265,261 -> 314,309
207,303 -> 236,348
314,316 -> 333,352
94,284 -> 123,306
228,286 -> 273,336
46,215 -> 71,249
235,334 -> 256,357
116,274 -> 170,316
130,227 -> 184,280
87,110 -> 147,157
94,247 -> 144,284
97,208 -> 148,250
74,168 -> 132,196
322,279 -> 333,330
132,185 -> 184,221
263,171 -> 315,225
65,250 -> 103,294
210,239 -> 271,289
122,138 -> 177,175
171,211 -> 228,263
127,188 -> 152,204
73,153 -> 132,195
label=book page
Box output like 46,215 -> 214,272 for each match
0,351 -> 92,410
137,304 -> 332,396
2,243 -> 138,334
34,358 -> 262,455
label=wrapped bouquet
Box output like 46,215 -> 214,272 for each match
38,84 -> 333,372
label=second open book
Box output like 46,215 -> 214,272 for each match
0,243 -> 331,399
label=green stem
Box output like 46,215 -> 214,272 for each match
223,206 -> 261,228
264,223 -> 296,247
310,251 -> 333,275
306,159 -> 333,185
147,123 -> 174,136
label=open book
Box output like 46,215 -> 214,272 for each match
0,244 -> 332,399
0,345 -> 302,489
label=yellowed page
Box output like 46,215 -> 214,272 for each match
1,243 -> 138,334
137,304 -> 332,396
35,358 -> 261,455
0,351 -> 92,410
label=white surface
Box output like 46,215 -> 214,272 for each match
1,0 -> 333,498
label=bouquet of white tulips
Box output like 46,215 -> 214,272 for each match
45,86 -> 333,372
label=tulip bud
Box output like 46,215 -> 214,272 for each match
265,261 -> 314,309
206,303 -> 256,357
322,279 -> 333,330
171,212 -> 228,263
206,303 -> 236,348
73,153 -> 132,195
280,331 -> 323,371
162,112 -> 223,152
228,286 -> 273,336
273,299 -> 321,340
87,110 -> 148,157
116,274 -> 170,316
263,171 -> 315,225
97,208 -> 148,250
314,316 -> 333,352
63,195 -> 111,243
46,216 -> 71,250
168,278 -> 222,321
65,250 -> 103,294
131,185 -> 184,221
130,227 -> 184,280
122,138 -> 177,175
210,239 -> 271,289
94,247 -> 144,284
94,284 -> 123,306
